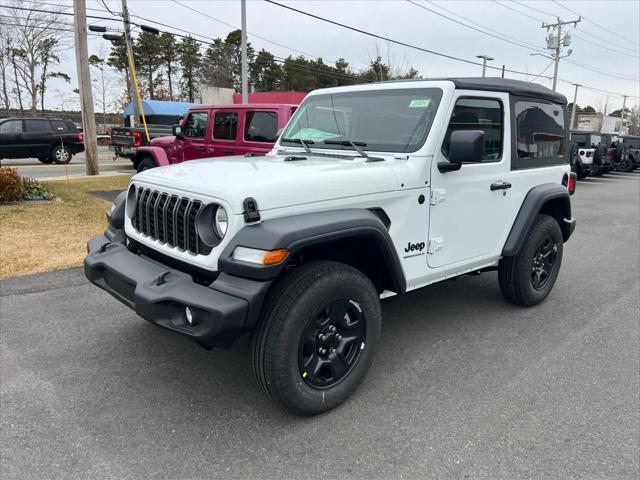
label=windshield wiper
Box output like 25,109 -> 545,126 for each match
281,137 -> 314,154
323,140 -> 384,162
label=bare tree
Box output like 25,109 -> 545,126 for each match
0,25 -> 11,114
2,0 -> 69,113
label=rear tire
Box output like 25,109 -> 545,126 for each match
50,145 -> 72,164
498,214 -> 563,307
251,260 -> 381,416
136,157 -> 156,172
617,155 -> 634,173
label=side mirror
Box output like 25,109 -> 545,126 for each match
172,125 -> 182,137
438,130 -> 485,172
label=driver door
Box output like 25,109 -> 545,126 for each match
175,110 -> 210,162
428,92 -> 512,268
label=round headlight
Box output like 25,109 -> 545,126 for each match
214,206 -> 228,238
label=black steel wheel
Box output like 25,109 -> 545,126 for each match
530,236 -> 558,291
298,299 -> 366,389
499,214 -> 563,306
251,260 -> 381,415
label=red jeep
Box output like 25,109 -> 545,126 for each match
133,104 -> 298,172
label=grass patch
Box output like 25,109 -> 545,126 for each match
0,175 -> 131,280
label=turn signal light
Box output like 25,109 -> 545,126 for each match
232,247 -> 289,266
133,131 -> 142,147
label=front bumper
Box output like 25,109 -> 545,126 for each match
84,234 -> 270,348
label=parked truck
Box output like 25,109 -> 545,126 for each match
110,100 -> 196,160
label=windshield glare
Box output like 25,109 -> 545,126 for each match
280,88 -> 443,153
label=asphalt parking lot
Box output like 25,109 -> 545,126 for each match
2,147 -> 135,180
1,171 -> 638,479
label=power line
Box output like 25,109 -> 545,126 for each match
491,0 -> 544,23
564,58 -> 639,82
422,0 -> 546,53
169,0 -> 332,63
5,3 -> 638,100
570,31 -> 638,59
100,0 -> 118,17
512,0 -> 555,19
406,0 -> 546,54
552,0 -> 640,47
264,0 -> 550,79
492,0 -> 639,55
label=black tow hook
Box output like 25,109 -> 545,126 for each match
155,271 -> 172,286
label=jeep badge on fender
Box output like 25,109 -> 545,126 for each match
405,242 -> 426,252
85,77 -> 576,416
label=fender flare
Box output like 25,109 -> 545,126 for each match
502,184 -> 574,257
134,146 -> 170,167
218,208 -> 406,293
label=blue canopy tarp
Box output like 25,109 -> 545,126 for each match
123,100 -> 196,117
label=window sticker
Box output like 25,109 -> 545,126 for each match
409,99 -> 431,108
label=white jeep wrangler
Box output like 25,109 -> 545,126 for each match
85,78 -> 576,415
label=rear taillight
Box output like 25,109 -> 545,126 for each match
568,176 -> 576,195
133,131 -> 142,147
586,151 -> 593,157
77,133 -> 84,142
579,150 -> 584,156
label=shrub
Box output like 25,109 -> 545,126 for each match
21,177 -> 54,201
0,167 -> 24,202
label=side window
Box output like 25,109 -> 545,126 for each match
50,120 -> 69,133
182,112 -> 208,138
244,111 -> 278,142
213,112 -> 238,140
442,97 -> 503,162
0,120 -> 22,134
515,101 -> 566,161
571,133 -> 586,147
24,119 -> 51,133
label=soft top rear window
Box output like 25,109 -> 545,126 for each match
280,88 -> 443,153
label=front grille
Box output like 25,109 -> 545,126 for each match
131,187 -> 212,255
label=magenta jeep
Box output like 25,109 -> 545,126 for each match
133,104 -> 298,172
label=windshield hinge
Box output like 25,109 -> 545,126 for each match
427,237 -> 444,254
243,197 -> 260,223
430,189 -> 447,205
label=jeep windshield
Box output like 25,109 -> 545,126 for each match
280,88 -> 443,153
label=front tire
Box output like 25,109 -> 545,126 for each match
251,261 -> 381,416
498,214 -> 563,307
136,157 -> 155,172
50,145 -> 72,164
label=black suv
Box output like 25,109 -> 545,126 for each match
0,117 -> 84,164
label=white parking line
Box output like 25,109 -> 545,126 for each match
578,181 -> 605,184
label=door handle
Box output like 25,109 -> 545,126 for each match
195,146 -> 206,151
490,181 -> 512,191
223,149 -> 234,154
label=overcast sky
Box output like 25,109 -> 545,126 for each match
34,0 -> 640,112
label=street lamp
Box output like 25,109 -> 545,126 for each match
476,55 -> 494,77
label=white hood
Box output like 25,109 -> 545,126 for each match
133,154 -> 400,213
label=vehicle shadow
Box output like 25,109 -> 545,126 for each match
86,272 -> 515,424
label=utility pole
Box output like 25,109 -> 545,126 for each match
240,0 -> 249,104
620,95 -> 628,134
476,54 -> 494,77
570,83 -> 580,130
73,0 -> 99,175
121,0 -> 139,127
542,16 -> 580,91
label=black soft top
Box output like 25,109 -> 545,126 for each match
378,77 -> 567,104
449,78 -> 567,105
